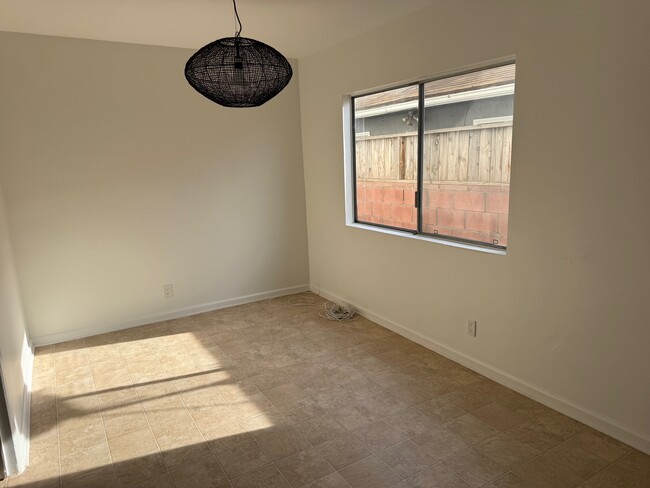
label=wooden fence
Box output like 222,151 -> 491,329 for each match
355,124 -> 512,184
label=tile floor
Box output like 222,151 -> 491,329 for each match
4,293 -> 649,487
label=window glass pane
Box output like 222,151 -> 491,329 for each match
354,85 -> 419,231
421,64 -> 515,247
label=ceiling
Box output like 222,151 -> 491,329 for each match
0,0 -> 434,58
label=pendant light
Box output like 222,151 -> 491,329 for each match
185,0 -> 293,108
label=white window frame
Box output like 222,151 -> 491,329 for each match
342,58 -> 516,255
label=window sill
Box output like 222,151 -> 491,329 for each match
347,222 -> 507,256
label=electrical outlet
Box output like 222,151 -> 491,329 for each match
467,320 -> 477,337
163,283 -> 174,298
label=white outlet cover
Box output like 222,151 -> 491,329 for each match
163,284 -> 174,298
467,320 -> 477,337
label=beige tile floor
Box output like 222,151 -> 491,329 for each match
3,292 -> 649,488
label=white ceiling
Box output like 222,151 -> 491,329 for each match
0,0 -> 434,58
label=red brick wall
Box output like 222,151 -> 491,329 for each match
356,181 -> 418,231
356,180 -> 510,246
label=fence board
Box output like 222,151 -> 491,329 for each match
438,132 -> 448,181
446,131 -> 459,181
458,130 -> 470,181
356,124 -> 512,184
503,126 -> 512,183
468,130 -> 480,181
405,135 -> 417,180
427,133 -> 441,182
491,127 -> 504,183
478,129 -> 492,182
399,137 -> 406,180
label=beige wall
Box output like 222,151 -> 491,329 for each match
1,0 -> 649,455
299,0 -> 650,450
0,182 -> 32,474
0,32 -> 309,343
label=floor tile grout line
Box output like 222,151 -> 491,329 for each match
534,425 -> 607,482
455,412 -> 574,486
569,443 -> 635,487
177,331 -> 265,481
91,343 -> 153,486
190,351 -> 297,487
172,369 -> 238,486
292,358 -> 588,487
487,420 -> 610,487
83,336 -> 120,487
48,344 -> 588,488
513,420 -> 616,485
265,369 -> 411,487
119,339 -> 179,487
150,334 -> 242,486
27,297 -> 647,488
165,323 -> 300,486
223,377 -> 322,487
196,318 -> 382,486
211,323 -> 495,485
53,350 -> 64,488
53,345 -> 100,486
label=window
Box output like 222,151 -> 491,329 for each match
349,62 -> 515,250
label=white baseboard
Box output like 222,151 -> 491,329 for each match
31,284 -> 310,347
314,285 -> 650,455
16,339 -> 33,474
3,336 -> 33,477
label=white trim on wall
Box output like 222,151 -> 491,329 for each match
313,285 -> 650,455
0,336 -> 32,477
31,284 -> 310,347
16,338 -> 33,474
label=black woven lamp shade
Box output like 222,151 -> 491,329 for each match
185,36 -> 293,108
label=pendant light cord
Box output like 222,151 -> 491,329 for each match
232,0 -> 243,38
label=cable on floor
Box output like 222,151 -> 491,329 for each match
268,293 -> 357,321
319,302 -> 356,321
